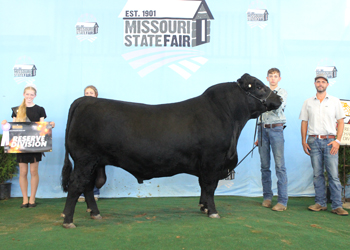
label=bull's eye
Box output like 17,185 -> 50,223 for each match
257,86 -> 262,90
248,84 -> 251,88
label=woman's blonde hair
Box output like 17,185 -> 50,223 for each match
17,87 -> 37,122
84,85 -> 98,97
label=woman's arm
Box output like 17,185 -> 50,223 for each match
41,116 -> 55,128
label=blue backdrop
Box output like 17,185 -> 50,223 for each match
1,0 -> 349,199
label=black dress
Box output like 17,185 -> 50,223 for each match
11,105 -> 47,163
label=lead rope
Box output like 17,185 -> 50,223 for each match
251,117 -> 259,158
226,117 -> 259,178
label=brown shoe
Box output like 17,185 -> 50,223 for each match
308,204 -> 327,211
262,199 -> 271,208
272,203 -> 287,211
331,207 -> 349,216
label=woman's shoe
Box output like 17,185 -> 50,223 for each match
20,203 -> 29,208
28,203 -> 37,208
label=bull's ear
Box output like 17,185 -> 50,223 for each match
237,73 -> 251,89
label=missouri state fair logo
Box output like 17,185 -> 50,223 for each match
315,58 -> 337,86
13,56 -> 37,85
119,0 -> 214,79
247,0 -> 269,29
75,14 -> 99,43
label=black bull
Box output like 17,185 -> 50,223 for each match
61,73 -> 281,228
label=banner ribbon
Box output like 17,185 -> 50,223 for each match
1,122 -> 11,146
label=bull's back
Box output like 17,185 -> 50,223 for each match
70,96 -> 218,145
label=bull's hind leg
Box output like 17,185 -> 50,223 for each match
84,190 -> 102,219
198,177 -> 220,218
199,187 -> 208,214
85,165 -> 105,218
62,188 -> 81,228
62,158 -> 100,228
84,184 -> 102,220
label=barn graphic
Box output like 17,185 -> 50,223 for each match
13,64 -> 37,77
75,14 -> 99,43
13,58 -> 37,85
247,9 -> 268,21
315,66 -> 337,78
247,1 -> 269,29
76,22 -> 99,35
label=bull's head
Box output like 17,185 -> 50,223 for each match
237,73 -> 282,118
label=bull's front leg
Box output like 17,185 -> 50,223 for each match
62,161 -> 94,228
198,177 -> 220,218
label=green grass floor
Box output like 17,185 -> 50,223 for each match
0,196 -> 349,250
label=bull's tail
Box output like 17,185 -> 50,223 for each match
61,97 -> 85,192
61,151 -> 72,192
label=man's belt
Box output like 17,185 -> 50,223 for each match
263,123 -> 284,128
309,135 -> 335,139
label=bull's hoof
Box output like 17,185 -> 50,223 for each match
91,214 -> 102,220
199,204 -> 208,214
200,207 -> 208,214
61,213 -> 65,218
209,213 -> 220,219
63,223 -> 76,229
86,208 -> 92,213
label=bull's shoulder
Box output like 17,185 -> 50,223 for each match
201,82 -> 244,110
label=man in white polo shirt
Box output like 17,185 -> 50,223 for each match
299,74 -> 348,215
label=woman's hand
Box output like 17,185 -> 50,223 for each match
50,121 -> 55,128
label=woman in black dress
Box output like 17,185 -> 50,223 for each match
2,84 -> 55,208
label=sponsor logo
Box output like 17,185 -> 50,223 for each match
341,100 -> 350,124
316,58 -> 337,86
340,100 -> 350,144
119,0 -> 214,79
247,0 -> 268,29
13,56 -> 36,85
76,14 -> 99,43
